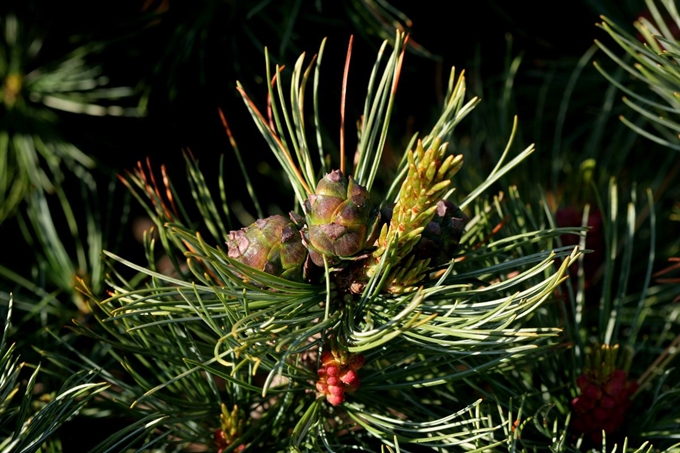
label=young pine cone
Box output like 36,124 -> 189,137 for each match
414,199 -> 468,266
303,170 -> 379,267
381,199 -> 468,267
226,214 -> 307,282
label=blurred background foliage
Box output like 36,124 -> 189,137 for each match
1,0 -> 679,451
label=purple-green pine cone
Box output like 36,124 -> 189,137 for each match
226,215 -> 307,281
417,200 -> 468,265
303,170 -> 379,266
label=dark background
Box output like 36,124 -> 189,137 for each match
3,0 -> 614,167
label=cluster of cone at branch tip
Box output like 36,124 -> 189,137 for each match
226,169 -> 468,285
570,344 -> 638,443
316,346 -> 365,406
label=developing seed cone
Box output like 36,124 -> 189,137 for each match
303,169 -> 379,267
226,214 -> 307,281
408,199 -> 468,266
374,200 -> 468,293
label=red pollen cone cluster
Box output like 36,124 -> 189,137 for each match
316,348 -> 365,406
571,345 -> 638,443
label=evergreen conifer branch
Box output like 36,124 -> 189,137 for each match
13,5 -> 673,447
0,1 -> 677,450
0,12 -> 140,224
73,33 -> 596,450
0,297 -> 109,453
595,0 -> 680,151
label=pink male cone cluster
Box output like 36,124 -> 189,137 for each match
316,349 -> 365,406
571,369 -> 638,443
